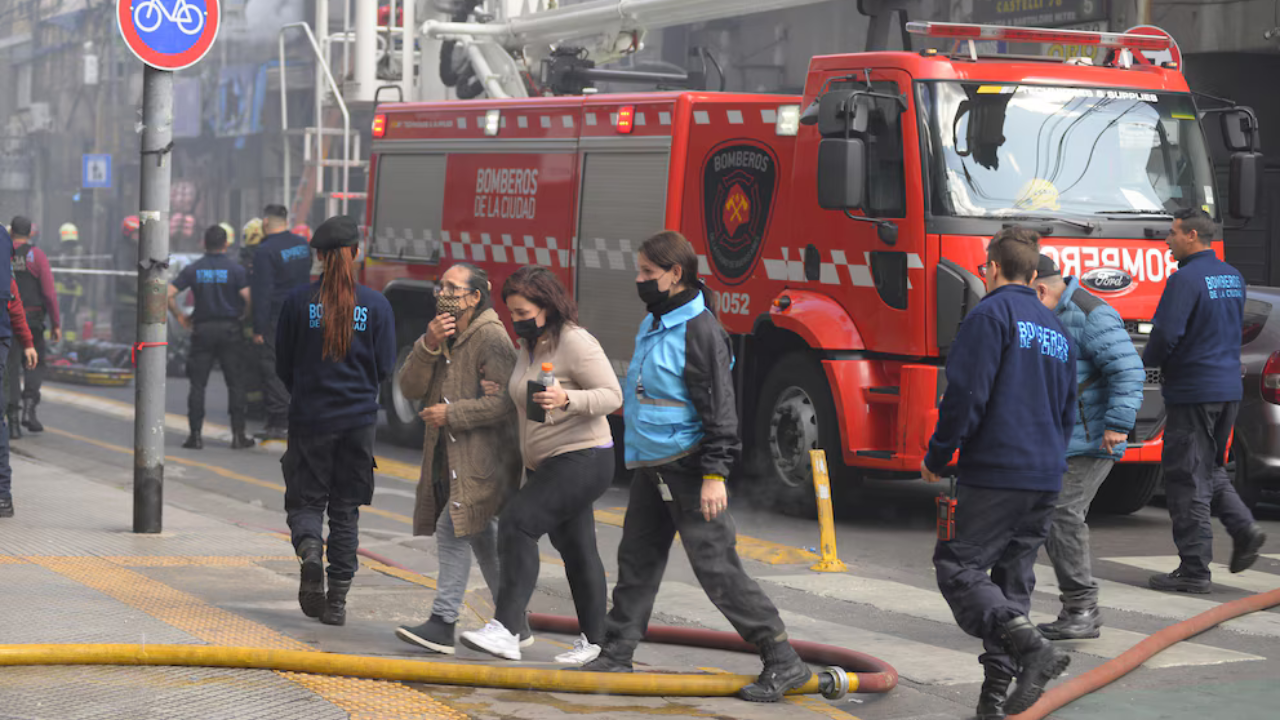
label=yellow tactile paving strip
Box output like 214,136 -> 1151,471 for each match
27,555 -> 467,719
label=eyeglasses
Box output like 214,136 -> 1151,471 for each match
434,284 -> 475,298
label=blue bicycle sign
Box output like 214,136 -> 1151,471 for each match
117,0 -> 220,71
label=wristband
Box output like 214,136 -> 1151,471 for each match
703,474 -> 726,483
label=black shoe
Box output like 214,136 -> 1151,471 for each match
0,497 -> 12,518
230,433 -> 256,450
1230,525 -> 1267,574
296,538 -> 325,618
8,413 -> 21,439
738,639 -> 814,703
21,400 -> 42,433
260,425 -> 288,441
182,433 -> 203,450
1037,607 -> 1102,641
396,614 -> 456,654
1148,569 -> 1211,594
576,653 -> 634,673
320,578 -> 352,626
975,667 -> 1013,720
999,616 -> 1071,716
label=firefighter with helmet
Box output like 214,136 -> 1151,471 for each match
114,216 -> 141,344
55,223 -> 84,340
7,216 -> 61,436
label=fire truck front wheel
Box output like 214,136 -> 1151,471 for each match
382,344 -> 426,448
751,352 -> 850,518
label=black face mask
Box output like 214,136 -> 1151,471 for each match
636,278 -> 669,308
512,317 -> 544,341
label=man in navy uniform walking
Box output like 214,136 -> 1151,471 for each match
250,205 -> 312,440
922,227 -> 1077,719
1144,208 -> 1265,593
168,225 -> 256,451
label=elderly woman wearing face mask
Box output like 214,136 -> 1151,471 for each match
393,262 -> 521,656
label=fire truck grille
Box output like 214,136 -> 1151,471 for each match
1145,368 -> 1164,385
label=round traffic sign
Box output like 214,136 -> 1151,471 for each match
117,0 -> 220,71
1125,25 -> 1183,70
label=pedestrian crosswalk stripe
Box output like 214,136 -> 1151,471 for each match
1103,556 -> 1280,595
1033,566 -> 1280,638
650,581 -> 985,685
761,573 -> 1261,669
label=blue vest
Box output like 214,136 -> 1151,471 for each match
623,294 -> 708,469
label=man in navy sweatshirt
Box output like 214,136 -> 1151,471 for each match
922,227 -> 1077,719
1143,208 -> 1265,593
251,204 -> 313,440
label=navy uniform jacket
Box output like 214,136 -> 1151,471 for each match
924,284 -> 1078,492
0,226 -> 10,341
250,231 -> 312,335
171,253 -> 247,324
1142,250 -> 1244,404
275,282 -> 396,435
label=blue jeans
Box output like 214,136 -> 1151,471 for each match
0,337 -> 10,499
431,508 -> 500,624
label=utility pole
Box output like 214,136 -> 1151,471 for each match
133,65 -> 172,534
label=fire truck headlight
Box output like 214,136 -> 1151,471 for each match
1138,322 -> 1154,335
484,109 -> 501,137
776,105 -> 801,136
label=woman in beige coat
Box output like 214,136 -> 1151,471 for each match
393,263 -> 520,655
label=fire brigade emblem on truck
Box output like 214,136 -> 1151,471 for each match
703,140 -> 778,285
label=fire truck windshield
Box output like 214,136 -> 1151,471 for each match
920,82 -> 1217,223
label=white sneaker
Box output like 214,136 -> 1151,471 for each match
460,620 -> 521,661
554,634 -> 602,664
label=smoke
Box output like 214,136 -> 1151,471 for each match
232,0 -> 307,44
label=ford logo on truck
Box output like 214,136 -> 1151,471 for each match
1081,268 -> 1133,293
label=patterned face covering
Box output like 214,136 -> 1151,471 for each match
435,294 -> 465,318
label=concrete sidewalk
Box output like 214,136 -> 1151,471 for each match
0,455 -> 858,720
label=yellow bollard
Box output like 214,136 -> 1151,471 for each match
809,449 -> 848,573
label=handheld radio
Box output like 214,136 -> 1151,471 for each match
936,477 -> 957,541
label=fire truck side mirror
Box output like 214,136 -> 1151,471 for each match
816,91 -> 872,138
1229,151 -> 1262,221
817,138 -> 867,211
1220,108 -> 1259,153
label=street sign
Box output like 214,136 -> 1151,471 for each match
116,0 -> 220,71
1125,25 -> 1183,69
83,154 -> 112,189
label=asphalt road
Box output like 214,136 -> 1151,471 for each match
14,371 -> 1280,720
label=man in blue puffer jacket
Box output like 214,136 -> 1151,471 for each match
1031,255 -> 1144,640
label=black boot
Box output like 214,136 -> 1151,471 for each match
296,538 -> 325,618
1230,525 -> 1267,574
738,638 -> 814,702
320,578 -> 352,626
8,411 -> 22,439
21,399 -> 42,432
1037,607 -> 1102,641
975,667 -> 1013,720
182,432 -> 203,450
999,616 -> 1071,716
396,614 -> 456,654
230,432 -> 256,450
576,639 -> 635,673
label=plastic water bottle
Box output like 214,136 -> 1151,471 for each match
538,362 -> 556,390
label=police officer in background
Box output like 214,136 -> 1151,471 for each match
250,205 -> 313,440
8,216 -> 60,435
1143,208 -> 1266,593
277,216 -> 395,626
923,227 -> 1077,719
167,225 -> 256,451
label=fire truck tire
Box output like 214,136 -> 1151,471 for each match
751,352 -> 848,518
382,344 -> 425,448
1089,464 -> 1161,516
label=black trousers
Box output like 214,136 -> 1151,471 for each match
604,466 -> 787,653
494,447 -> 614,643
283,424 -> 377,580
259,319 -> 290,427
1162,402 -> 1255,579
934,484 -> 1057,678
186,319 -> 249,434
6,316 -> 46,412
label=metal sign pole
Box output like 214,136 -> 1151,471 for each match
133,65 -> 172,534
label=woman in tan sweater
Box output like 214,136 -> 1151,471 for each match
460,265 -> 622,664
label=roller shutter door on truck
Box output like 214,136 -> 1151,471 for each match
370,154 -> 448,262
575,151 -> 669,377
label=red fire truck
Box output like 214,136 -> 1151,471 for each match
361,22 -> 1262,515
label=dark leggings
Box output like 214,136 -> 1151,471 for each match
494,447 -> 614,643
